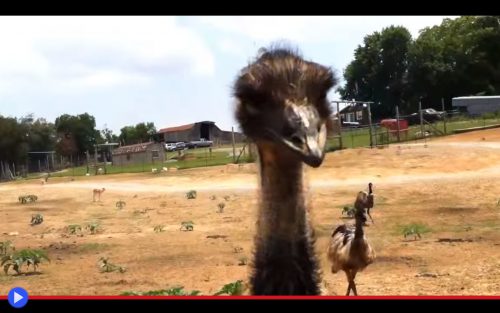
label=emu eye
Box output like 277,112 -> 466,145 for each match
291,134 -> 303,145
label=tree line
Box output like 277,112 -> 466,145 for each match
338,16 -> 500,119
0,113 -> 157,180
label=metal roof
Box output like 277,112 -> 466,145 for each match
452,96 -> 500,100
112,142 -> 156,155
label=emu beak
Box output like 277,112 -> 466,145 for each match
300,124 -> 327,167
266,104 -> 327,168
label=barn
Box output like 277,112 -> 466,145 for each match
112,142 -> 165,166
452,96 -> 500,116
338,103 -> 370,126
157,121 -> 245,145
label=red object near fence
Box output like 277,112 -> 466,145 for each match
380,119 -> 408,137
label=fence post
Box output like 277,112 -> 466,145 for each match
336,101 -> 343,149
441,98 -> 447,135
71,154 -> 74,176
367,102 -> 374,148
419,99 -> 425,142
232,127 -> 236,163
396,106 -> 401,143
351,129 -> 354,148
86,150 -> 90,174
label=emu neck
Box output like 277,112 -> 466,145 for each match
354,214 -> 365,239
251,143 -> 320,295
258,146 -> 305,239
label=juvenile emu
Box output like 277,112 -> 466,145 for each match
327,184 -> 376,296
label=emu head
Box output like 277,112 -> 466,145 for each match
233,47 -> 337,168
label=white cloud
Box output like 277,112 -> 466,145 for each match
199,16 -> 457,45
217,37 -> 247,56
0,16 -> 215,94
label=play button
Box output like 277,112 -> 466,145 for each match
8,287 -> 28,308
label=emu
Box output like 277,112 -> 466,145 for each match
327,185 -> 375,296
233,45 -> 336,295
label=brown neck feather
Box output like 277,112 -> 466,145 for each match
250,142 -> 320,295
354,211 -> 365,239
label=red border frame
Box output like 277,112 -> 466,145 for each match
1,296 -> 500,300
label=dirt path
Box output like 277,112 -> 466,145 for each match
26,162 -> 498,193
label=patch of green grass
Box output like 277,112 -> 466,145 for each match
478,219 -> 500,230
98,257 -> 126,273
23,152 -> 251,179
2,249 -> 50,274
78,243 -> 112,253
213,280 -> 246,295
435,223 -> 474,233
186,190 -> 197,199
399,223 -> 431,239
153,225 -> 165,233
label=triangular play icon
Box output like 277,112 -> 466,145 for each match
14,292 -> 23,303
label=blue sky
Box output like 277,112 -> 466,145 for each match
0,16 -> 456,134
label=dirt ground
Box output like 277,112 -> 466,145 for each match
1,128 -> 500,296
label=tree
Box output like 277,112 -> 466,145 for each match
99,125 -> 119,144
408,16 -> 500,110
118,122 -> 156,145
339,26 -> 413,119
24,117 -> 57,152
340,16 -> 500,116
0,115 -> 29,180
54,113 -> 99,157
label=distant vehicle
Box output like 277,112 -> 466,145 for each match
166,142 -> 186,151
175,142 -> 186,150
342,121 -> 360,128
408,108 -> 446,125
186,138 -> 213,149
165,143 -> 177,152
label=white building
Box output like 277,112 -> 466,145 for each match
452,96 -> 500,116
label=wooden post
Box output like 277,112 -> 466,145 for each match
86,150 -> 90,174
94,145 -> 98,175
232,127 -> 236,163
247,140 -> 255,161
419,99 -> 424,141
38,159 -> 41,173
336,101 -> 343,149
367,102 -> 374,148
441,97 -> 447,135
396,106 -> 401,142
103,147 -> 107,174
12,163 -> 16,177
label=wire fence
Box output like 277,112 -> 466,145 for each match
15,143 -> 253,181
6,110 -> 500,180
328,110 -> 500,151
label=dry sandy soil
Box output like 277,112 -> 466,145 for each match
1,128 -> 500,296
